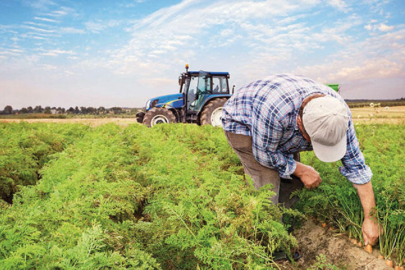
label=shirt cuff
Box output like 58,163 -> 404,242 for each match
339,165 -> 373,184
279,156 -> 297,179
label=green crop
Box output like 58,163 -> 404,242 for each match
296,123 -> 405,266
0,123 -> 300,269
0,122 -> 403,269
0,122 -> 89,203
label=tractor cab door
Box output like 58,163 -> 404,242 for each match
185,75 -> 198,111
192,71 -> 211,112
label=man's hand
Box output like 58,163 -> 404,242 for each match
293,162 -> 322,189
353,181 -> 381,246
362,216 -> 381,246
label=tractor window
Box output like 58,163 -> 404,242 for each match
187,76 -> 198,108
197,73 -> 211,94
212,76 -> 228,94
192,72 -> 211,111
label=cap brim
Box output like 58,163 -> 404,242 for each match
312,134 -> 347,162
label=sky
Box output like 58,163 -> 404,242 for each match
0,0 -> 404,110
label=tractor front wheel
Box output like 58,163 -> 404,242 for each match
143,107 -> 177,127
200,98 -> 228,127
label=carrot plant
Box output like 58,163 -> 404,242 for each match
0,123 -> 299,269
0,122 -> 89,203
1,121 -> 402,268
297,123 -> 405,265
0,124 -> 159,269
123,124 -> 299,268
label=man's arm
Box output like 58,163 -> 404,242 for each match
353,181 -> 380,245
295,162 -> 380,245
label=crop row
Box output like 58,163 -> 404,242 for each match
0,123 -> 300,269
0,122 -> 403,269
0,122 -> 89,203
297,123 -> 405,267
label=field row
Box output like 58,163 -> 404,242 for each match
0,122 -> 404,269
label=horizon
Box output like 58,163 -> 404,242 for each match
1,0 -> 404,109
4,97 -> 405,112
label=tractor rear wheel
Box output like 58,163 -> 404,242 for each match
143,107 -> 177,127
200,98 -> 228,127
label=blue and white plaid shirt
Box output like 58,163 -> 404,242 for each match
222,74 -> 372,184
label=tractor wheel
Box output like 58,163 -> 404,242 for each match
143,107 -> 177,127
200,98 -> 228,127
136,112 -> 145,123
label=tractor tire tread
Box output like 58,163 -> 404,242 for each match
200,98 -> 228,126
143,107 -> 177,127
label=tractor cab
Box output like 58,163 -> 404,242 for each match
178,66 -> 231,124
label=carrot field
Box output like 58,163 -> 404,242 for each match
0,121 -> 404,269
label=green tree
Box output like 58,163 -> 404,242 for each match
98,106 -> 106,115
80,107 -> 88,114
111,107 -> 122,114
87,107 -> 96,114
34,105 -> 43,113
3,105 -> 13,114
44,107 -> 52,114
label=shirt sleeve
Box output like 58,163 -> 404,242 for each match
339,118 -> 373,184
250,103 -> 297,179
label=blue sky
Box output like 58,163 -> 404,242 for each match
1,0 -> 404,109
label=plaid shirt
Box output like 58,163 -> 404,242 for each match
222,74 -> 372,184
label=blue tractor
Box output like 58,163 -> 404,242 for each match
136,64 -> 234,127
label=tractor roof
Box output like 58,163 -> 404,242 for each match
188,71 -> 229,76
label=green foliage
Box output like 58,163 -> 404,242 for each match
0,122 -> 89,202
307,254 -> 341,270
1,122 -> 403,268
123,124 -> 297,268
296,123 -> 405,266
0,123 -> 297,269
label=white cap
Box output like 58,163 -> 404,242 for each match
303,96 -> 349,162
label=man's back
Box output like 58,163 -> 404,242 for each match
222,73 -> 341,137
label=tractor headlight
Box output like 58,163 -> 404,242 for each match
145,100 -> 151,110
145,99 -> 158,111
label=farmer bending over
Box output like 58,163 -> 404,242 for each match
222,74 -> 379,246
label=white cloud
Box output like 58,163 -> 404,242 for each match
34,16 -> 59,23
327,0 -> 348,11
46,7 -> 75,17
84,20 -> 121,33
60,27 -> 85,34
365,22 -> 394,32
40,49 -> 76,57
378,23 -> 394,31
23,25 -> 55,33
111,1 -> 306,73
365,24 -> 373,31
109,0 -> 365,78
23,0 -> 56,10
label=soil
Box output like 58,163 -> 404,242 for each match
277,219 -> 392,270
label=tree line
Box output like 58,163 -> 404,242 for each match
1,105 -> 139,115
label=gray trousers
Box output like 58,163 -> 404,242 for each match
225,131 -> 303,207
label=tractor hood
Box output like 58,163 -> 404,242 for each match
145,93 -> 183,111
